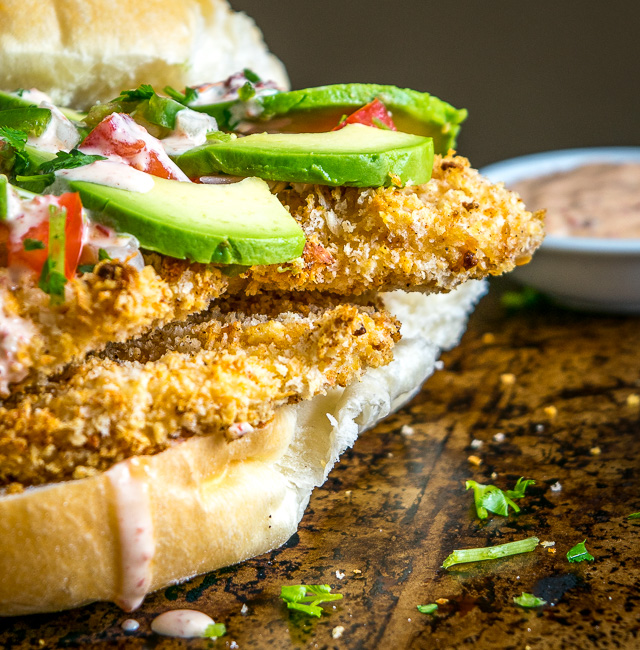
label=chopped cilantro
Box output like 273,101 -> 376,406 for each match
243,68 -> 261,83
442,536 -> 539,569
238,81 -> 256,103
466,477 -> 534,519
501,287 -> 545,311
0,126 -> 33,176
203,623 -> 226,639
38,258 -> 67,300
280,584 -> 343,617
417,603 -> 438,614
628,512 -> 640,519
567,540 -> 594,563
118,84 -> 155,101
77,263 -> 96,274
23,238 -> 45,251
98,248 -> 112,261
513,592 -> 547,608
39,149 -> 107,174
372,117 -> 392,130
163,85 -> 199,105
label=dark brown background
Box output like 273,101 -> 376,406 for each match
232,0 -> 639,167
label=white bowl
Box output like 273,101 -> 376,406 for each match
481,147 -> 640,313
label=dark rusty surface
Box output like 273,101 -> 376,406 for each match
1,282 -> 640,649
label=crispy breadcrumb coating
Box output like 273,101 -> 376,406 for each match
0,295 -> 399,488
246,154 -> 544,294
0,257 -> 227,395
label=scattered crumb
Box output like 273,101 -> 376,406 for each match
627,393 -> 640,407
493,432 -> 506,443
500,373 -> 516,386
336,570 -> 345,580
544,405 -> 558,419
240,603 -> 249,615
230,642 -> 239,649
37,641 -> 45,648
387,452 -> 394,458
491,471 -> 498,480
536,423 -> 545,433
435,360 -> 444,370
550,481 -> 562,492
547,548 -> 557,554
407,618 -> 412,622
435,598 -> 449,605
353,569 -> 362,574
482,332 -> 496,344
470,439 -> 483,449
345,490 -> 352,497
590,446 -> 601,455
401,424 -> 415,436
541,541 -> 556,548
332,626 -> 345,640
467,455 -> 482,467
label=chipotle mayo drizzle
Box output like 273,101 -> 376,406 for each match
56,160 -> 155,193
513,162 -> 640,238
107,458 -> 155,612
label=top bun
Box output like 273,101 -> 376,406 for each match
0,0 -> 289,108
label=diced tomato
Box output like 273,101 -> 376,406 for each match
8,192 -> 86,280
80,113 -> 190,181
332,98 -> 397,131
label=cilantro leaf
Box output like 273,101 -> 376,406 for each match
513,592 -> 547,608
506,477 -> 536,499
98,248 -> 112,261
203,623 -> 226,639
466,477 -> 535,519
243,68 -> 261,83
23,238 -> 45,251
567,540 -> 594,563
118,84 -> 155,101
77,263 -> 96,274
238,81 -> 256,103
0,126 -> 28,151
628,512 -> 640,519
39,149 -> 107,174
163,85 -> 199,105
280,584 -> 343,617
417,604 -> 438,614
38,258 -> 67,300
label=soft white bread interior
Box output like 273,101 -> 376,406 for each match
0,0 -> 289,108
0,282 -> 485,616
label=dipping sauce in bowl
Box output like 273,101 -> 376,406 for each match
481,147 -> 640,313
512,162 -> 640,238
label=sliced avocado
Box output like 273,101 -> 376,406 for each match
0,90 -> 85,122
65,175 -> 306,265
176,124 -> 433,187
194,83 -> 467,154
0,108 -> 52,136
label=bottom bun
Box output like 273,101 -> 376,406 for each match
0,281 -> 485,616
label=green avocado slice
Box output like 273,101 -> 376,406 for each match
176,124 -> 434,187
0,90 -> 86,122
193,83 -> 466,154
65,175 -> 306,265
0,108 -> 52,137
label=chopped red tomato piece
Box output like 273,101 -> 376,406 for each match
8,192 -> 85,280
81,113 -> 190,181
333,98 -> 397,131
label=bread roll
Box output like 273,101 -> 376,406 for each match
0,282 -> 485,616
0,0 -> 289,108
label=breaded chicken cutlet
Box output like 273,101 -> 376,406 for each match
0,294 -> 400,489
1,154 -> 543,394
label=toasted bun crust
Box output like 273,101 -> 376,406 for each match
0,283 -> 485,616
0,0 -> 289,108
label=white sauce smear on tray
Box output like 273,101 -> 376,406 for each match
151,610 -> 218,638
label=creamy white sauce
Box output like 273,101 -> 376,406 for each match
0,294 -> 34,396
18,88 -> 54,105
27,102 -> 80,153
56,160 -> 155,193
83,222 -> 144,271
107,458 -> 155,612
228,422 -> 254,437
151,610 -> 218,639
161,108 -> 218,156
7,193 -> 54,242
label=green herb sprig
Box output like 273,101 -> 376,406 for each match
416,603 -> 438,614
203,623 -> 226,639
280,584 -> 343,617
466,477 -> 535,519
513,592 -> 547,608
567,540 -> 594,563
